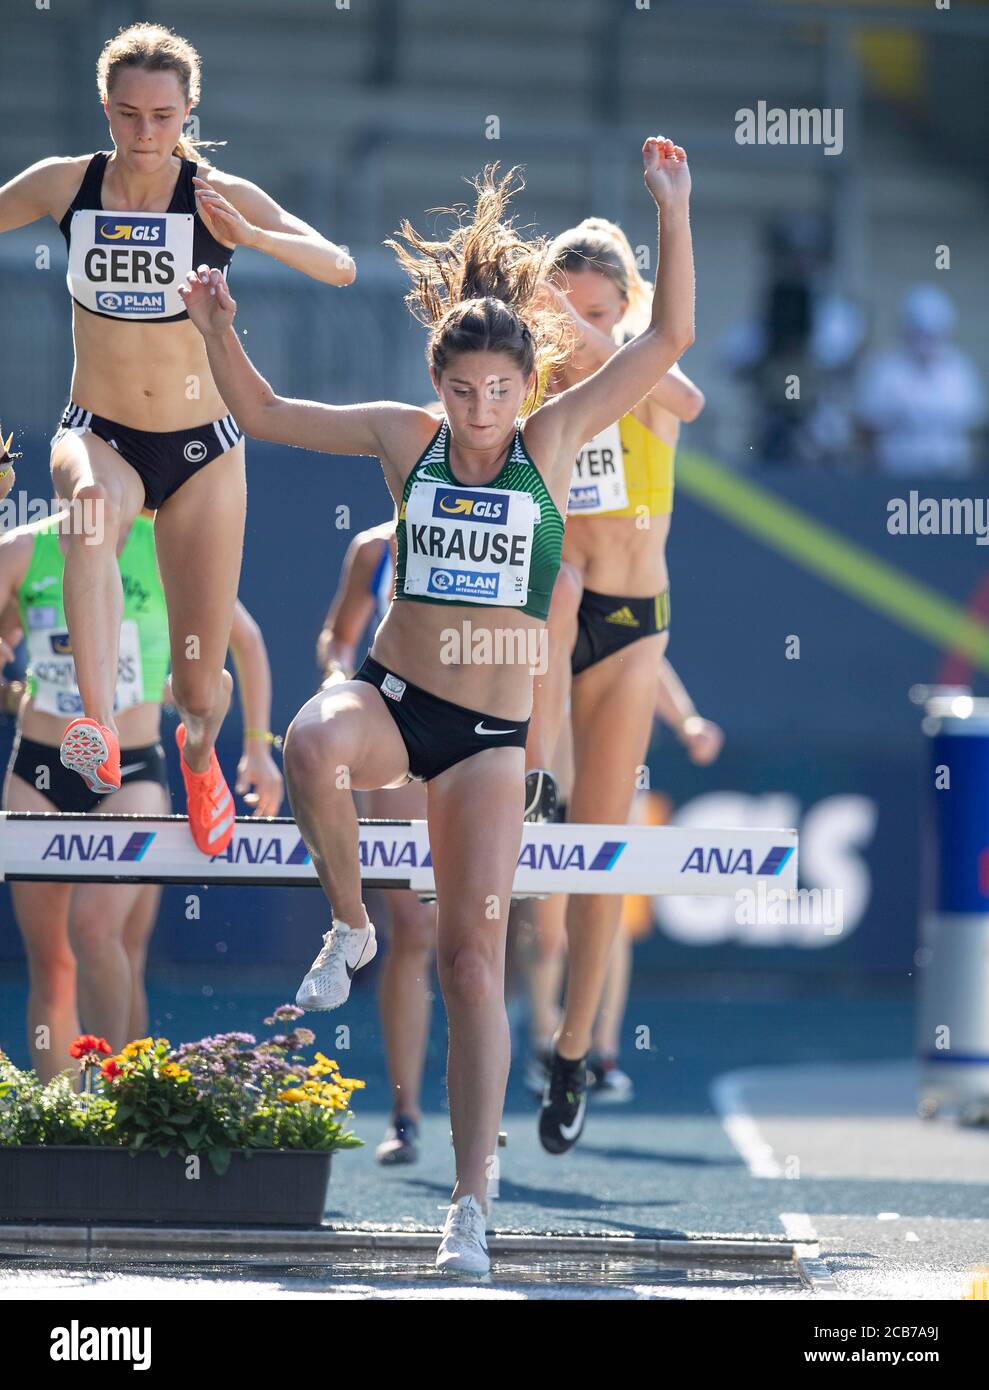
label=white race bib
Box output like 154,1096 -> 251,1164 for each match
29,620 -> 144,716
568,421 -> 628,514
402,481 -> 535,606
67,209 -> 195,320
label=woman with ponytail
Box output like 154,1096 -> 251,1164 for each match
522,213 -> 708,1152
0,23 -> 353,853
180,139 -> 694,1273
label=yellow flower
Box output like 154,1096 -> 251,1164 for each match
335,1077 -> 365,1090
161,1063 -> 190,1081
278,1088 -> 307,1103
120,1037 -> 154,1060
311,1053 -> 339,1072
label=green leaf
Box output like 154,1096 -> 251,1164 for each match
208,1146 -> 231,1177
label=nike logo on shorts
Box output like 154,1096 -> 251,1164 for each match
120,760 -> 148,777
475,722 -> 517,736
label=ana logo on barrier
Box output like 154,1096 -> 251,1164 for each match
42,832 -> 155,862
680,846 -> 794,876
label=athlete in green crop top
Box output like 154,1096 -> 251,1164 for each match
181,143 -> 695,1273
395,415 -> 564,620
0,505 -> 284,1080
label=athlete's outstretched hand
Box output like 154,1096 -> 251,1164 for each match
642,136 -> 690,209
177,265 -> 237,337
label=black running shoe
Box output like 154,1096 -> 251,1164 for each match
538,1051 -> 589,1154
375,1113 -> 420,1165
524,769 -> 559,824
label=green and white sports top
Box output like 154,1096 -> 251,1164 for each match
17,514 -> 170,717
395,418 -> 563,620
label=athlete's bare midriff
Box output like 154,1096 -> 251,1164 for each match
69,309 -> 230,431
563,512 -> 671,596
563,397 -> 677,598
370,597 -> 545,723
14,696 -> 164,749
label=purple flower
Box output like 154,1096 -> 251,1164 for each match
264,1005 -> 304,1026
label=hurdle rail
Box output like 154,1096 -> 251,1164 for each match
0,812 -> 798,895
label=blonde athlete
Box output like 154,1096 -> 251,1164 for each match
525,217 -> 706,1152
0,23 -> 351,854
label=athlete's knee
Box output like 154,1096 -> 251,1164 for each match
68,903 -> 122,958
387,901 -> 435,956
438,939 -> 498,1008
168,670 -> 224,722
23,948 -> 76,1002
284,715 -> 354,789
62,482 -> 122,549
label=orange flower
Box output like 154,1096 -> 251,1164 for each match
100,1058 -> 123,1081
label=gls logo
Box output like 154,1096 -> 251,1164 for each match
97,219 -> 165,243
433,489 -> 507,524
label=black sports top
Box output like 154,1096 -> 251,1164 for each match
59,152 -> 235,324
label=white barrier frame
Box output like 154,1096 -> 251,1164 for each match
0,812 -> 798,896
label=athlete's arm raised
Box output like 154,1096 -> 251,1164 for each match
192,172 -> 356,287
178,269 -> 427,469
531,138 -> 694,475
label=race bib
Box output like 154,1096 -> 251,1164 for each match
402,482 -> 535,606
29,619 -> 144,716
67,209 -> 195,320
568,421 -> 629,514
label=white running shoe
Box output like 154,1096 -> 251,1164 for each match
294,913 -> 377,1012
435,1194 -> 490,1275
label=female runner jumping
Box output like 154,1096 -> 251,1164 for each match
180,142 -> 694,1273
0,22 -> 351,854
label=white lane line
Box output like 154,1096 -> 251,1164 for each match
710,1072 -> 784,1178
711,1070 -> 839,1295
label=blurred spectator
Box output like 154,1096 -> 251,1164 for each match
721,213 -> 865,467
854,284 -> 987,476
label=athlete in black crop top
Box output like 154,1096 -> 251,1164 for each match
0,21 -> 355,855
60,150 -> 236,325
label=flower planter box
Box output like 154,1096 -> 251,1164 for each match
0,1146 -> 332,1227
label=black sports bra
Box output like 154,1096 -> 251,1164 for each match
59,152 -> 235,324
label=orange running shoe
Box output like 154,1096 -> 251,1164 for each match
59,717 -> 121,793
176,723 -> 235,856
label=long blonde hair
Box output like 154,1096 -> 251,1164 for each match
548,216 -> 653,339
97,23 -> 224,166
386,165 -> 575,415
